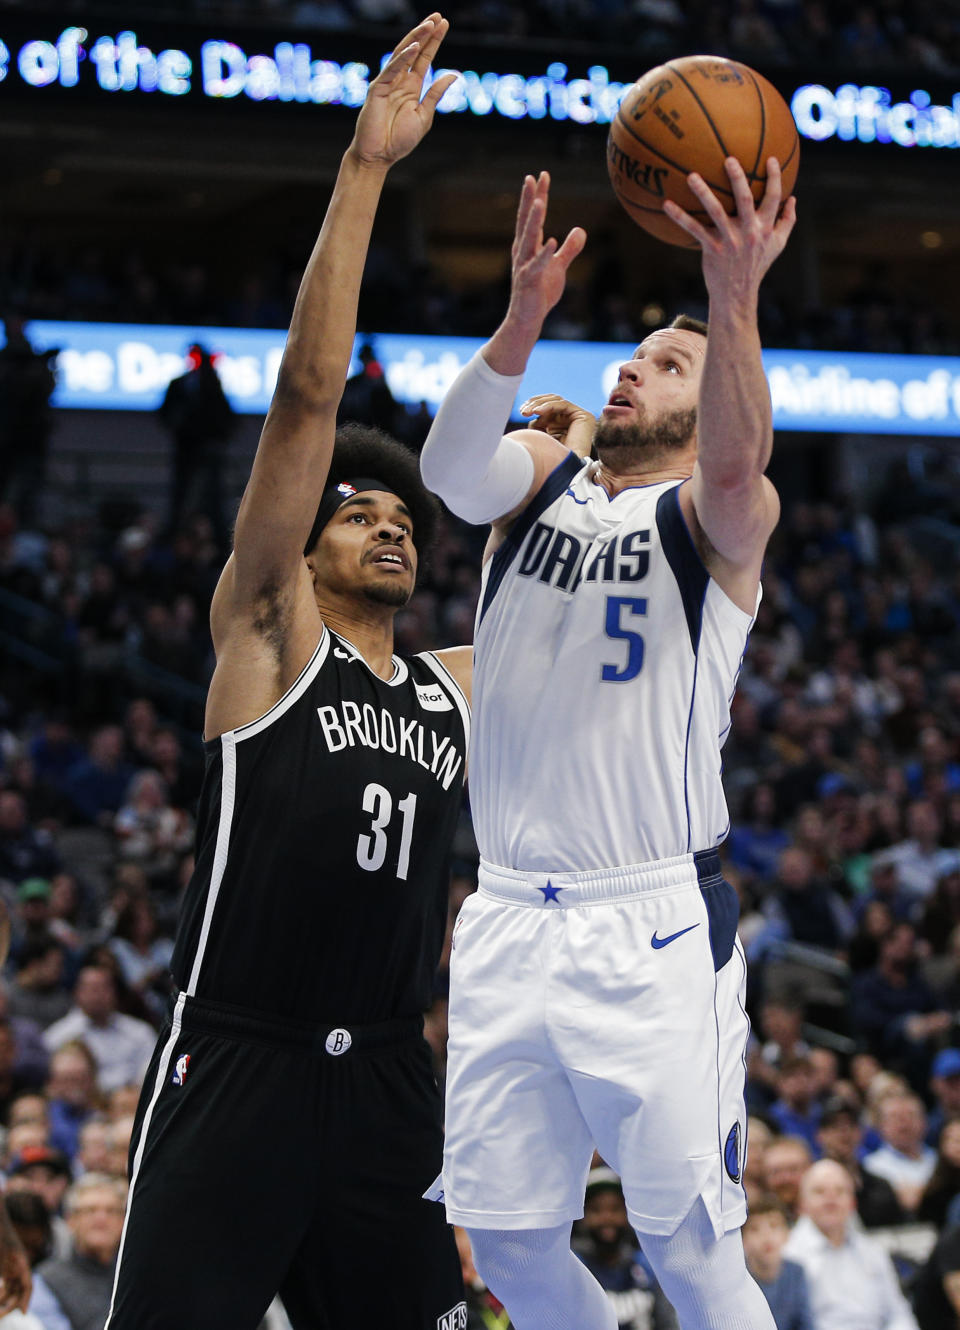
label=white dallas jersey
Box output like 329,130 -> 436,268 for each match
471,453 -> 758,871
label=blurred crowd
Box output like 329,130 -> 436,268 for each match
4,236 -> 958,360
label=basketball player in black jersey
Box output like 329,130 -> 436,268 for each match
105,16 -> 471,1330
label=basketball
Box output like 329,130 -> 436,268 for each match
607,56 -> 800,248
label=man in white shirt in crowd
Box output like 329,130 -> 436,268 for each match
862,1093 -> 937,1216
784,1159 -> 919,1330
42,968 -> 154,1093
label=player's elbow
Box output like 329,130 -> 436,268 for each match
271,363 -> 340,416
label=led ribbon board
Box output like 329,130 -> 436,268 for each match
0,18 -> 957,143
10,321 -> 960,437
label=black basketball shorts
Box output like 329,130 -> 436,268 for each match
105,994 -> 466,1330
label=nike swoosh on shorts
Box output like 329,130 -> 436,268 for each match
650,923 -> 700,949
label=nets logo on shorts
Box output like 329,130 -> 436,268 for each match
171,1054 -> 191,1086
437,1303 -> 467,1330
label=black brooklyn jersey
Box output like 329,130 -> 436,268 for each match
171,627 -> 469,1024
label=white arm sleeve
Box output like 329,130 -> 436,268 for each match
420,350 -> 535,525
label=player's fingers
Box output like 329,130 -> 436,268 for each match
519,197 -> 548,262
555,226 -> 587,269
420,70 -> 458,113
722,156 -> 756,220
412,14 -> 448,76
774,194 -> 798,242
390,13 -> 439,67
375,39 -> 422,87
756,156 -> 783,225
662,198 -> 716,250
514,176 -> 538,247
683,174 -> 729,233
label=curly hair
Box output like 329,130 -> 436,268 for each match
303,423 -> 440,562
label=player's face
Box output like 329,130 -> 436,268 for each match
596,328 -> 704,461
318,491 -> 417,608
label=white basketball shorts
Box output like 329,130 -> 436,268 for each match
434,848 -> 750,1238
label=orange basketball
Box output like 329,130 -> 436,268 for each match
607,55 -> 800,248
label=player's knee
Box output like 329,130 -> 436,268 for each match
466,1225 -> 566,1295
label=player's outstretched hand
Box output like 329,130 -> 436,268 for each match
662,156 -> 796,300
506,173 -> 587,336
350,14 -> 457,168
520,393 -> 596,456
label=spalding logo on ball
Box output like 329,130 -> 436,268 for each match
607,55 -> 800,248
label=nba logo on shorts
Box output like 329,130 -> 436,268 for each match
436,1303 -> 467,1330
172,1054 -> 191,1086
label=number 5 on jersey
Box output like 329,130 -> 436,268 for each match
357,783 -> 418,880
602,595 -> 647,682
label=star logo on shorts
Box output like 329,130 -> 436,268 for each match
538,881 -> 563,904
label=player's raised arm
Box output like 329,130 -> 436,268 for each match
420,171 -> 586,527
663,156 -> 795,577
225,15 -> 455,616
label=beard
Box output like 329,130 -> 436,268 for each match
594,403 -> 697,468
362,580 -> 412,609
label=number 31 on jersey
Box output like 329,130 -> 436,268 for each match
356,783 -> 418,880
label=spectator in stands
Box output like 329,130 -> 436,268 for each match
863,1093 -> 938,1216
11,879 -> 55,958
45,874 -> 87,956
920,867 -> 960,956
113,770 -> 192,894
727,782 -> 791,887
7,937 -> 70,1031
0,314 -> 56,526
0,793 -> 60,886
742,1118 -> 775,1209
338,341 -> 400,435
0,1020 -> 34,1122
43,967 -> 154,1094
927,1049 -> 960,1144
74,1117 -> 111,1179
62,728 -> 136,828
103,1116 -> 134,1182
0,980 -> 49,1089
5,1148 -> 72,1226
747,1001 -> 811,1113
27,718 -> 83,803
571,1167 -> 677,1329
741,1194 -> 813,1330
807,1047 -> 840,1103
886,801 -> 959,903
107,896 -> 173,1022
851,923 -> 953,1089
762,1136 -> 814,1224
158,343 -> 235,547
815,1095 -> 905,1229
912,1222 -> 960,1330
917,1118 -> 960,1229
5,1190 -> 71,1330
36,1173 -> 127,1330
45,1041 -> 100,1162
8,1093 -> 49,1134
768,1058 -> 822,1151
784,1160 -> 919,1330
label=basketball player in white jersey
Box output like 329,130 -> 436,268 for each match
419,164 -> 796,1330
